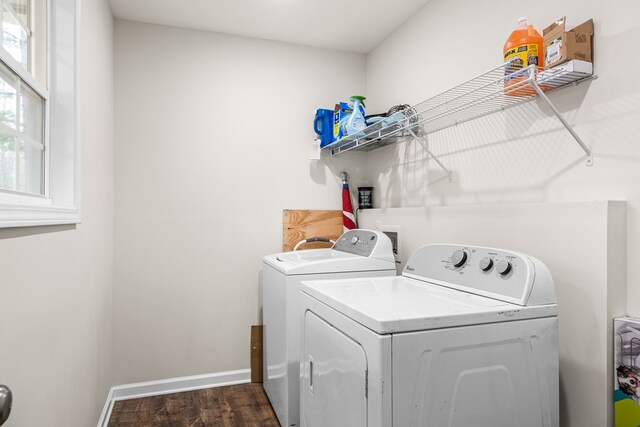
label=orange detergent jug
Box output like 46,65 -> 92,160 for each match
503,17 -> 543,96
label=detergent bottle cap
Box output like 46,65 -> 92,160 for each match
516,16 -> 528,29
350,95 -> 366,108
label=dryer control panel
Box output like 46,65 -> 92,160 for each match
402,244 -> 555,306
332,229 -> 393,261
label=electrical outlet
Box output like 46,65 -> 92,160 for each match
375,222 -> 401,263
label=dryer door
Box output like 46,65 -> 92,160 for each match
301,310 -> 367,427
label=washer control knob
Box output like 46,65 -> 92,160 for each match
451,250 -> 468,267
496,260 -> 512,275
479,257 -> 493,271
350,236 -> 359,245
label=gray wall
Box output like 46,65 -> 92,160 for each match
363,0 -> 640,316
113,20 -> 367,384
0,0 -> 115,425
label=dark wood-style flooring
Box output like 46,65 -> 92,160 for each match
107,383 -> 280,427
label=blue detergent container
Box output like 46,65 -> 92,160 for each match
314,109 -> 334,147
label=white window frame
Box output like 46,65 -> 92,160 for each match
0,0 -> 80,228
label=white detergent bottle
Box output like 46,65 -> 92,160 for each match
344,96 -> 366,137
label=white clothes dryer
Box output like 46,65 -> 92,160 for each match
300,244 -> 559,427
263,229 -> 396,427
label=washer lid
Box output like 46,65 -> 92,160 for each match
264,249 -> 396,275
301,276 -> 557,334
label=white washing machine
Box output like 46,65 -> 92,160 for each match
263,229 -> 396,427
300,244 -> 559,427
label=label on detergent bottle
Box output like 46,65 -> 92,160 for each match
504,44 -> 540,69
333,106 -> 352,141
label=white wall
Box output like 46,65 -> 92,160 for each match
114,20 -> 366,383
363,0 -> 640,316
0,0 -> 114,425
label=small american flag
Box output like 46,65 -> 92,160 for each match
342,175 -> 356,232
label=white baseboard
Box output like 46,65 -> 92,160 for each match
97,369 -> 251,427
97,386 -> 115,427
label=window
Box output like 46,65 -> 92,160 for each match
0,0 -> 80,227
0,61 -> 45,195
0,0 -> 45,196
2,0 -> 29,69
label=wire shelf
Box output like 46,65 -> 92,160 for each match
325,60 -> 594,156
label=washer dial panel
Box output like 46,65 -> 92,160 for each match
333,230 -> 378,257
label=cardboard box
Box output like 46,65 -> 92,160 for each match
543,17 -> 593,68
250,325 -> 263,383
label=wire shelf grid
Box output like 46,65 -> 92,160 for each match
326,61 -> 594,156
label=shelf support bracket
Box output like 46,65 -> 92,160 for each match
530,79 -> 593,166
408,128 -> 453,182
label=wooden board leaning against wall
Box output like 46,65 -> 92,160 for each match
283,210 -> 343,252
